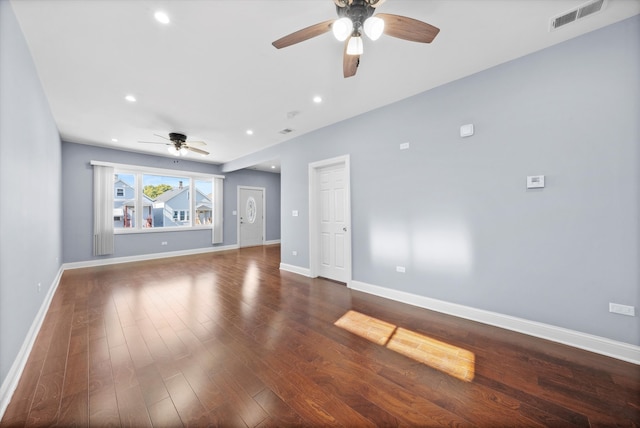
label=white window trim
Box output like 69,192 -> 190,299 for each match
91,160 -> 224,237
90,160 -> 224,180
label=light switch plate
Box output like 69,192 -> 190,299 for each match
527,175 -> 545,189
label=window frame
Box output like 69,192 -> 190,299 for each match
91,160 -> 223,235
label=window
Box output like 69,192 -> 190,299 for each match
92,161 -> 224,243
143,174 -> 190,229
114,173 -> 135,229
194,179 -> 213,225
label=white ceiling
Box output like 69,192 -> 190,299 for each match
10,0 -> 640,172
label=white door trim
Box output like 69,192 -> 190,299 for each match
308,155 -> 351,283
237,186 -> 266,247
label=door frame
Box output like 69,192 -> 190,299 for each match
308,154 -> 352,283
237,186 -> 266,248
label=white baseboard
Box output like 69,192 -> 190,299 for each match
279,263 -> 312,277
63,244 -> 240,270
0,266 -> 64,420
350,280 -> 640,365
264,240 -> 281,246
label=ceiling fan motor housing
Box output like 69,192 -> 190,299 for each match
336,0 -> 375,30
169,132 -> 187,143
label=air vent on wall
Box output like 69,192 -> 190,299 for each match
550,0 -> 606,31
279,128 -> 294,135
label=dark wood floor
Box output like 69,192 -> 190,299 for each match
2,245 -> 638,427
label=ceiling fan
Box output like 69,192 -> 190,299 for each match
139,132 -> 209,156
272,0 -> 440,78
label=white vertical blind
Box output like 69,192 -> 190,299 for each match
213,177 -> 224,244
93,165 -> 114,255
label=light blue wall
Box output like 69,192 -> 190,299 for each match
61,142 -> 281,263
0,1 -> 62,387
222,168 -> 282,242
226,16 -> 640,346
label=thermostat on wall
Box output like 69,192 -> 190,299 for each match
460,124 -> 474,138
527,175 -> 545,189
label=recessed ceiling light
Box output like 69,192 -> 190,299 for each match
111,138 -> 118,142
246,130 -> 254,135
271,165 -> 276,169
313,96 -> 322,103
125,95 -> 136,102
154,11 -> 170,24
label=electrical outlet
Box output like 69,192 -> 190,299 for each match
400,142 -> 410,150
292,250 -> 297,256
609,303 -> 635,317
396,266 -> 406,273
161,241 -> 168,246
37,283 -> 41,293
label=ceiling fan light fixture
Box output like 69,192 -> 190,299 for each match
332,17 -> 353,41
363,16 -> 384,40
346,36 -> 364,55
179,147 -> 188,155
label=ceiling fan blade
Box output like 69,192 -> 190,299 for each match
186,146 -> 209,156
376,13 -> 440,43
369,0 -> 387,7
186,140 -> 206,146
343,38 -> 360,78
139,140 -> 169,145
153,133 -> 172,141
272,19 -> 335,49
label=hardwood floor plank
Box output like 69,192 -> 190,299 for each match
122,324 -> 154,369
26,373 -> 63,426
210,369 -> 268,427
57,390 -> 89,427
109,343 -> 139,392
253,388 -> 305,426
135,363 -> 171,407
62,351 -> 88,400
164,373 -> 209,425
147,396 -> 184,428
2,245 -> 638,427
179,355 -> 226,412
88,383 -> 119,426
115,384 -> 153,427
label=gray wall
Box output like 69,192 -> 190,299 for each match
223,168 -> 281,243
0,1 -> 63,386
61,142 -> 280,263
229,16 -> 640,345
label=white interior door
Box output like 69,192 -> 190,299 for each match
238,187 -> 264,248
311,158 -> 351,283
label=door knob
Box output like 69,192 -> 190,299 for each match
343,227 -> 347,232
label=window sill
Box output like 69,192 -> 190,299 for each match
115,226 -> 213,235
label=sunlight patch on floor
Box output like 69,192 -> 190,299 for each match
334,310 -> 475,382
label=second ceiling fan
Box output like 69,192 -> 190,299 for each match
272,0 -> 440,78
